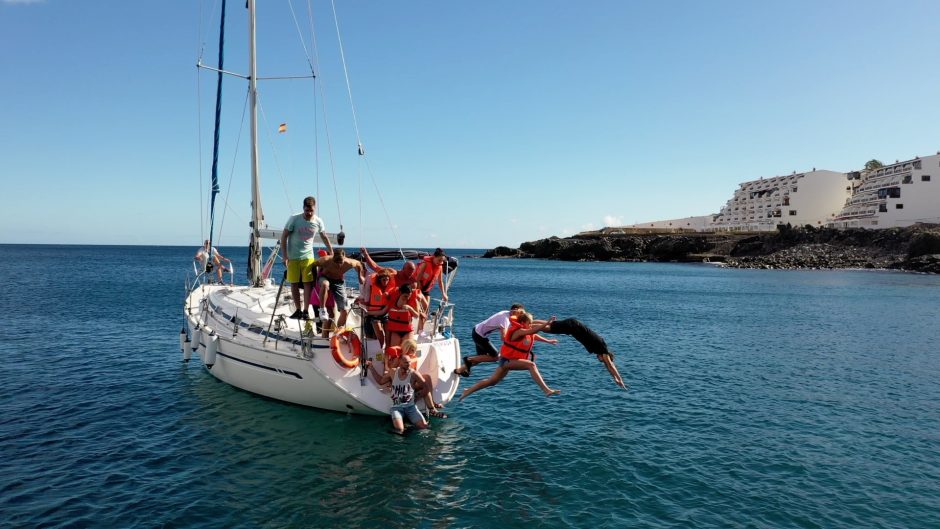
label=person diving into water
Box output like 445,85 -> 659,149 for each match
541,318 -> 627,389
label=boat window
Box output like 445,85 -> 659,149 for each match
902,175 -> 913,184
896,203 -> 904,209
922,174 -> 931,182
789,210 -> 797,216
879,204 -> 887,212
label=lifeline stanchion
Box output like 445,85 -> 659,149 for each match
263,270 -> 288,346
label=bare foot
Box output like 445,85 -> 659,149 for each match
545,389 -> 561,397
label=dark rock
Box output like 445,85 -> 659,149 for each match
908,232 -> 940,258
483,246 -> 523,258
488,224 -> 940,274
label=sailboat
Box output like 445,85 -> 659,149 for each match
180,0 -> 461,415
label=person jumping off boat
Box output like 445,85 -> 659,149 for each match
542,318 -> 627,389
454,303 -> 526,377
459,312 -> 560,401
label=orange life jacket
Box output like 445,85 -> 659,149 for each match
384,345 -> 402,360
500,320 -> 534,360
418,256 -> 442,291
386,295 -> 414,333
407,289 -> 421,310
365,275 -> 392,313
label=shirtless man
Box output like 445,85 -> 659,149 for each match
315,248 -> 366,327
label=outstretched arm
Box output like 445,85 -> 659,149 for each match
360,247 -> 381,272
509,316 -> 557,341
365,360 -> 391,386
350,260 -> 367,285
437,274 -> 448,301
533,334 -> 557,345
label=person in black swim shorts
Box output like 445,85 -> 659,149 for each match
542,318 -> 627,389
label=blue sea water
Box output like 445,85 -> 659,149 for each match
1,244 -> 939,529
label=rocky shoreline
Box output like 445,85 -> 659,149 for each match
484,224 -> 940,274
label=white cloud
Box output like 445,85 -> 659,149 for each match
603,215 -> 623,227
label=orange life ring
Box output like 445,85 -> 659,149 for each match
330,329 -> 362,368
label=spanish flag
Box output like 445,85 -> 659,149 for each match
278,123 -> 287,133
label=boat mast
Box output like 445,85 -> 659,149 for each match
247,0 -> 264,286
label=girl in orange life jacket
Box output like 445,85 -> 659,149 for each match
386,284 -> 420,348
415,248 -> 448,302
459,313 -> 560,402
360,269 -> 395,350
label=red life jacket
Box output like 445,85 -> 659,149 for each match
386,295 -> 414,333
500,320 -> 534,360
365,275 -> 392,313
407,289 -> 421,310
384,345 -> 402,360
418,256 -> 442,291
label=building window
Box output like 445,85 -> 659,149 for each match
789,210 -> 797,216
923,174 -> 931,182
896,204 -> 904,209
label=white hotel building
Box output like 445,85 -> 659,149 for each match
710,170 -> 850,231
621,153 -> 940,233
829,154 -> 940,229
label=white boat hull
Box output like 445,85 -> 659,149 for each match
183,283 -> 461,416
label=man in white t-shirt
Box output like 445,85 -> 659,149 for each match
453,303 -> 525,377
194,240 -> 231,283
280,196 -> 333,320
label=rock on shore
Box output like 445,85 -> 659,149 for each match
484,224 -> 940,273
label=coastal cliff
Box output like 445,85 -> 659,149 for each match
484,224 -> 940,273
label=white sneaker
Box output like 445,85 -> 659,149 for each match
319,308 -> 329,320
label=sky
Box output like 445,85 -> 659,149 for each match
2,0 -> 940,249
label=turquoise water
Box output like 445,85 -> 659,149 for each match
1,245 -> 938,528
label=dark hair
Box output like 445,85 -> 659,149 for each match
510,303 -> 525,311
433,248 -> 445,257
399,284 -> 412,295
302,196 -> 316,208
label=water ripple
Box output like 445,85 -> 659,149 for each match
2,248 -> 940,528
